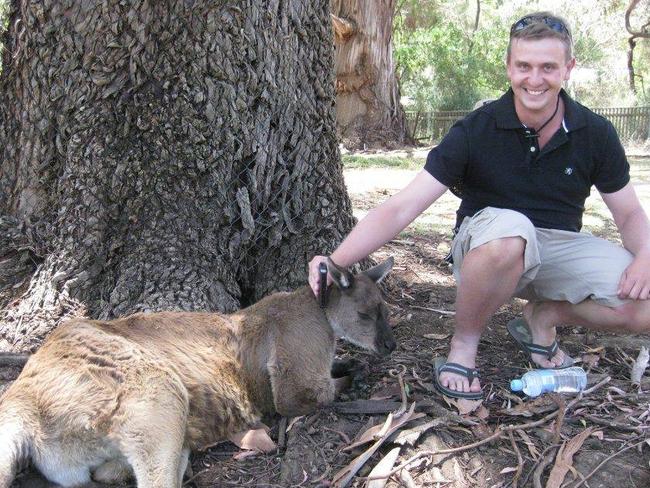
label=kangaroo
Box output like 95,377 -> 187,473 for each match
0,257 -> 395,488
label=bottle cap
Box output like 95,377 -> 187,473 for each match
510,379 -> 523,391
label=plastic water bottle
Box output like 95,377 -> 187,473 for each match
510,367 -> 587,397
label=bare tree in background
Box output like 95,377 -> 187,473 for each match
331,0 -> 412,149
0,0 -> 355,351
625,0 -> 650,94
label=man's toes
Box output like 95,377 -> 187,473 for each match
532,354 -> 553,368
553,351 -> 567,367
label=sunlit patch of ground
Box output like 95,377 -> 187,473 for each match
344,155 -> 650,241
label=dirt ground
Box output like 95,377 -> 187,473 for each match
4,159 -> 650,487
186,159 -> 650,487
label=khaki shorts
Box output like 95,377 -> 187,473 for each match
451,207 -> 633,307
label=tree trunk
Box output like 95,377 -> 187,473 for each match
0,0 -> 355,351
625,0 -> 650,94
331,0 -> 412,149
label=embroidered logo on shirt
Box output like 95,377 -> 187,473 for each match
564,167 -> 574,175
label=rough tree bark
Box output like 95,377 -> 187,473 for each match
0,0 -> 355,351
625,0 -> 650,94
331,0 -> 412,149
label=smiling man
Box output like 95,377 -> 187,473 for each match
308,12 -> 650,400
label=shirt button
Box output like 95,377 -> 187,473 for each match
530,146 -> 536,152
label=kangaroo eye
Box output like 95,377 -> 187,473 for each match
358,312 -> 372,320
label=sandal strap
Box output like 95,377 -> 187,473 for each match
522,340 -> 559,360
438,362 -> 480,380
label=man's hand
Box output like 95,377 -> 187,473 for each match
618,252 -> 650,300
308,255 -> 331,296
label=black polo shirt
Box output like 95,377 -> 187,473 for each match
424,89 -> 630,232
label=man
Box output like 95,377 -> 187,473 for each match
308,12 -> 650,399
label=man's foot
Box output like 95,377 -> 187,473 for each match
437,337 -> 482,395
522,301 -> 570,368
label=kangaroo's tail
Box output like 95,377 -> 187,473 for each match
0,398 -> 33,488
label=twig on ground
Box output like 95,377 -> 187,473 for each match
374,376 -> 612,480
569,437 -> 649,488
390,364 -> 409,418
331,403 -> 421,488
508,430 -> 524,488
550,394 -> 566,444
519,445 -> 558,487
578,414 -> 650,434
410,305 -> 456,315
322,427 -> 350,444
533,447 -> 558,488
398,467 -> 418,488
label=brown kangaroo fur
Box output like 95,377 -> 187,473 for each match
0,258 -> 395,488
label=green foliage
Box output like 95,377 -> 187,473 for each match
395,0 -> 650,111
395,22 -> 508,110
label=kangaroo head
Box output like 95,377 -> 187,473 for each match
325,257 -> 396,356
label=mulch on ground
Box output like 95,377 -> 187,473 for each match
3,233 -> 650,488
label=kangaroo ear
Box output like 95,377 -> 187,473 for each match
327,257 -> 354,289
363,257 -> 394,284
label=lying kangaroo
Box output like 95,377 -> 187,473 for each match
0,257 -> 395,488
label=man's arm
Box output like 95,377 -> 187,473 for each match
601,182 -> 650,300
308,170 -> 449,295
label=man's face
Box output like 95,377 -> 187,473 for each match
507,37 -> 575,117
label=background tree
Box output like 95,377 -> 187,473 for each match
395,0 -> 650,113
625,0 -> 650,95
0,0 -> 355,351
331,0 -> 412,148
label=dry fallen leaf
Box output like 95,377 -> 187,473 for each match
546,427 -> 595,488
451,397 -> 483,415
344,411 -> 426,451
332,404 -> 422,487
367,447 -> 401,488
502,395 -> 556,417
500,467 -> 519,474
286,416 -> 303,433
475,405 -> 490,420
228,426 -> 276,453
517,429 -> 540,460
392,419 -> 442,446
429,466 -> 454,483
631,346 -> 649,385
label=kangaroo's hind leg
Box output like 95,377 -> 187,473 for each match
116,372 -> 190,488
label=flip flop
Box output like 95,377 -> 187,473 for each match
433,357 -> 483,400
506,317 -> 574,369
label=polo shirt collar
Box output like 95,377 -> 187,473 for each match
494,88 -> 587,132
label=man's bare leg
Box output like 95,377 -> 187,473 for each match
439,236 -> 526,394
524,298 -> 650,367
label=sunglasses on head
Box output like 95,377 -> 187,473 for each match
510,15 -> 571,38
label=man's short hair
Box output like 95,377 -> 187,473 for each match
507,12 -> 573,62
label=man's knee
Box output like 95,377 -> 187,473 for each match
468,236 -> 526,268
616,301 -> 650,333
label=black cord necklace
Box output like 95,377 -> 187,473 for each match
523,94 -> 560,139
